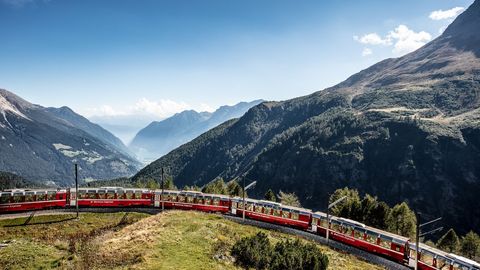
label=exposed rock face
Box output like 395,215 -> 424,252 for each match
0,89 -> 141,186
134,1 -> 480,234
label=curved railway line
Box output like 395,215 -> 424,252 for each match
0,207 -> 408,270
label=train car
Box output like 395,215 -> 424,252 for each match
153,190 -> 230,213
69,187 -> 152,208
408,243 -> 480,270
0,189 -> 67,213
231,198 -> 312,230
311,213 -> 409,264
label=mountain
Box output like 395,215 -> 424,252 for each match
46,106 -> 136,159
129,100 -> 263,162
134,1 -> 480,234
0,89 -> 141,186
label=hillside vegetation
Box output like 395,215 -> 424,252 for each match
133,0 -> 480,235
0,211 -> 384,270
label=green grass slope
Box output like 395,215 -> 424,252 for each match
0,211 -> 384,270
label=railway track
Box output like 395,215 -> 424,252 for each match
0,208 -> 409,270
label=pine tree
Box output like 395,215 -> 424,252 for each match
264,189 -> 277,202
146,179 -> 159,189
437,228 -> 460,253
202,178 -> 228,195
460,231 -> 480,259
163,176 -> 177,190
227,180 -> 243,196
278,191 -> 301,207
329,187 -> 361,220
386,202 -> 416,238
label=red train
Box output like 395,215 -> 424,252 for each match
1,187 -> 479,270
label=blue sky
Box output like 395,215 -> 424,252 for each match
0,0 -> 474,120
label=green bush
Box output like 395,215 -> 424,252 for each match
231,232 -> 328,270
231,232 -> 272,269
270,240 -> 328,270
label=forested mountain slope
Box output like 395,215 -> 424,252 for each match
134,1 -> 480,234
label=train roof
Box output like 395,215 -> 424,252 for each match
447,253 -> 480,268
77,187 -> 150,192
280,205 -> 312,214
410,243 -> 480,268
1,189 -> 66,195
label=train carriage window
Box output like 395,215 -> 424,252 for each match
98,190 -> 106,199
0,194 -> 11,204
117,190 -> 125,199
420,251 -> 434,266
37,193 -> 47,201
282,210 -> 290,218
354,229 -> 364,240
291,212 -> 299,220
345,226 -> 354,236
213,198 -> 220,206
319,218 -> 328,228
379,238 -> 392,249
126,191 -> 134,199
160,193 -> 170,201
246,203 -> 254,211
13,193 -> 24,203
186,194 -> 195,203
205,197 -> 212,205
177,195 -> 185,202
365,232 -> 377,244
273,208 -> 281,217
263,207 -> 272,215
331,223 -> 342,233
134,191 -> 142,199
255,205 -> 263,213
106,191 -> 115,199
25,192 -> 35,202
436,257 -> 449,269
452,262 -> 469,270
48,191 -> 56,200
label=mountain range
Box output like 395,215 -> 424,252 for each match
129,100 -> 263,162
134,1 -> 480,234
0,89 -> 141,186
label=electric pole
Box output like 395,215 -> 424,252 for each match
161,167 -> 165,211
75,163 -> 79,219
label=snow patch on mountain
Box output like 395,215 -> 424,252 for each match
53,143 -> 72,150
0,94 -> 30,121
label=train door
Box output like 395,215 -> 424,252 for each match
154,192 -> 160,207
311,217 -> 318,232
231,200 -> 237,215
69,188 -> 77,207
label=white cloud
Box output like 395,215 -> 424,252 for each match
387,25 -> 432,55
198,103 -> 215,112
362,48 -> 373,56
81,98 -> 197,118
429,7 -> 464,20
353,33 -> 391,46
354,24 -> 431,56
